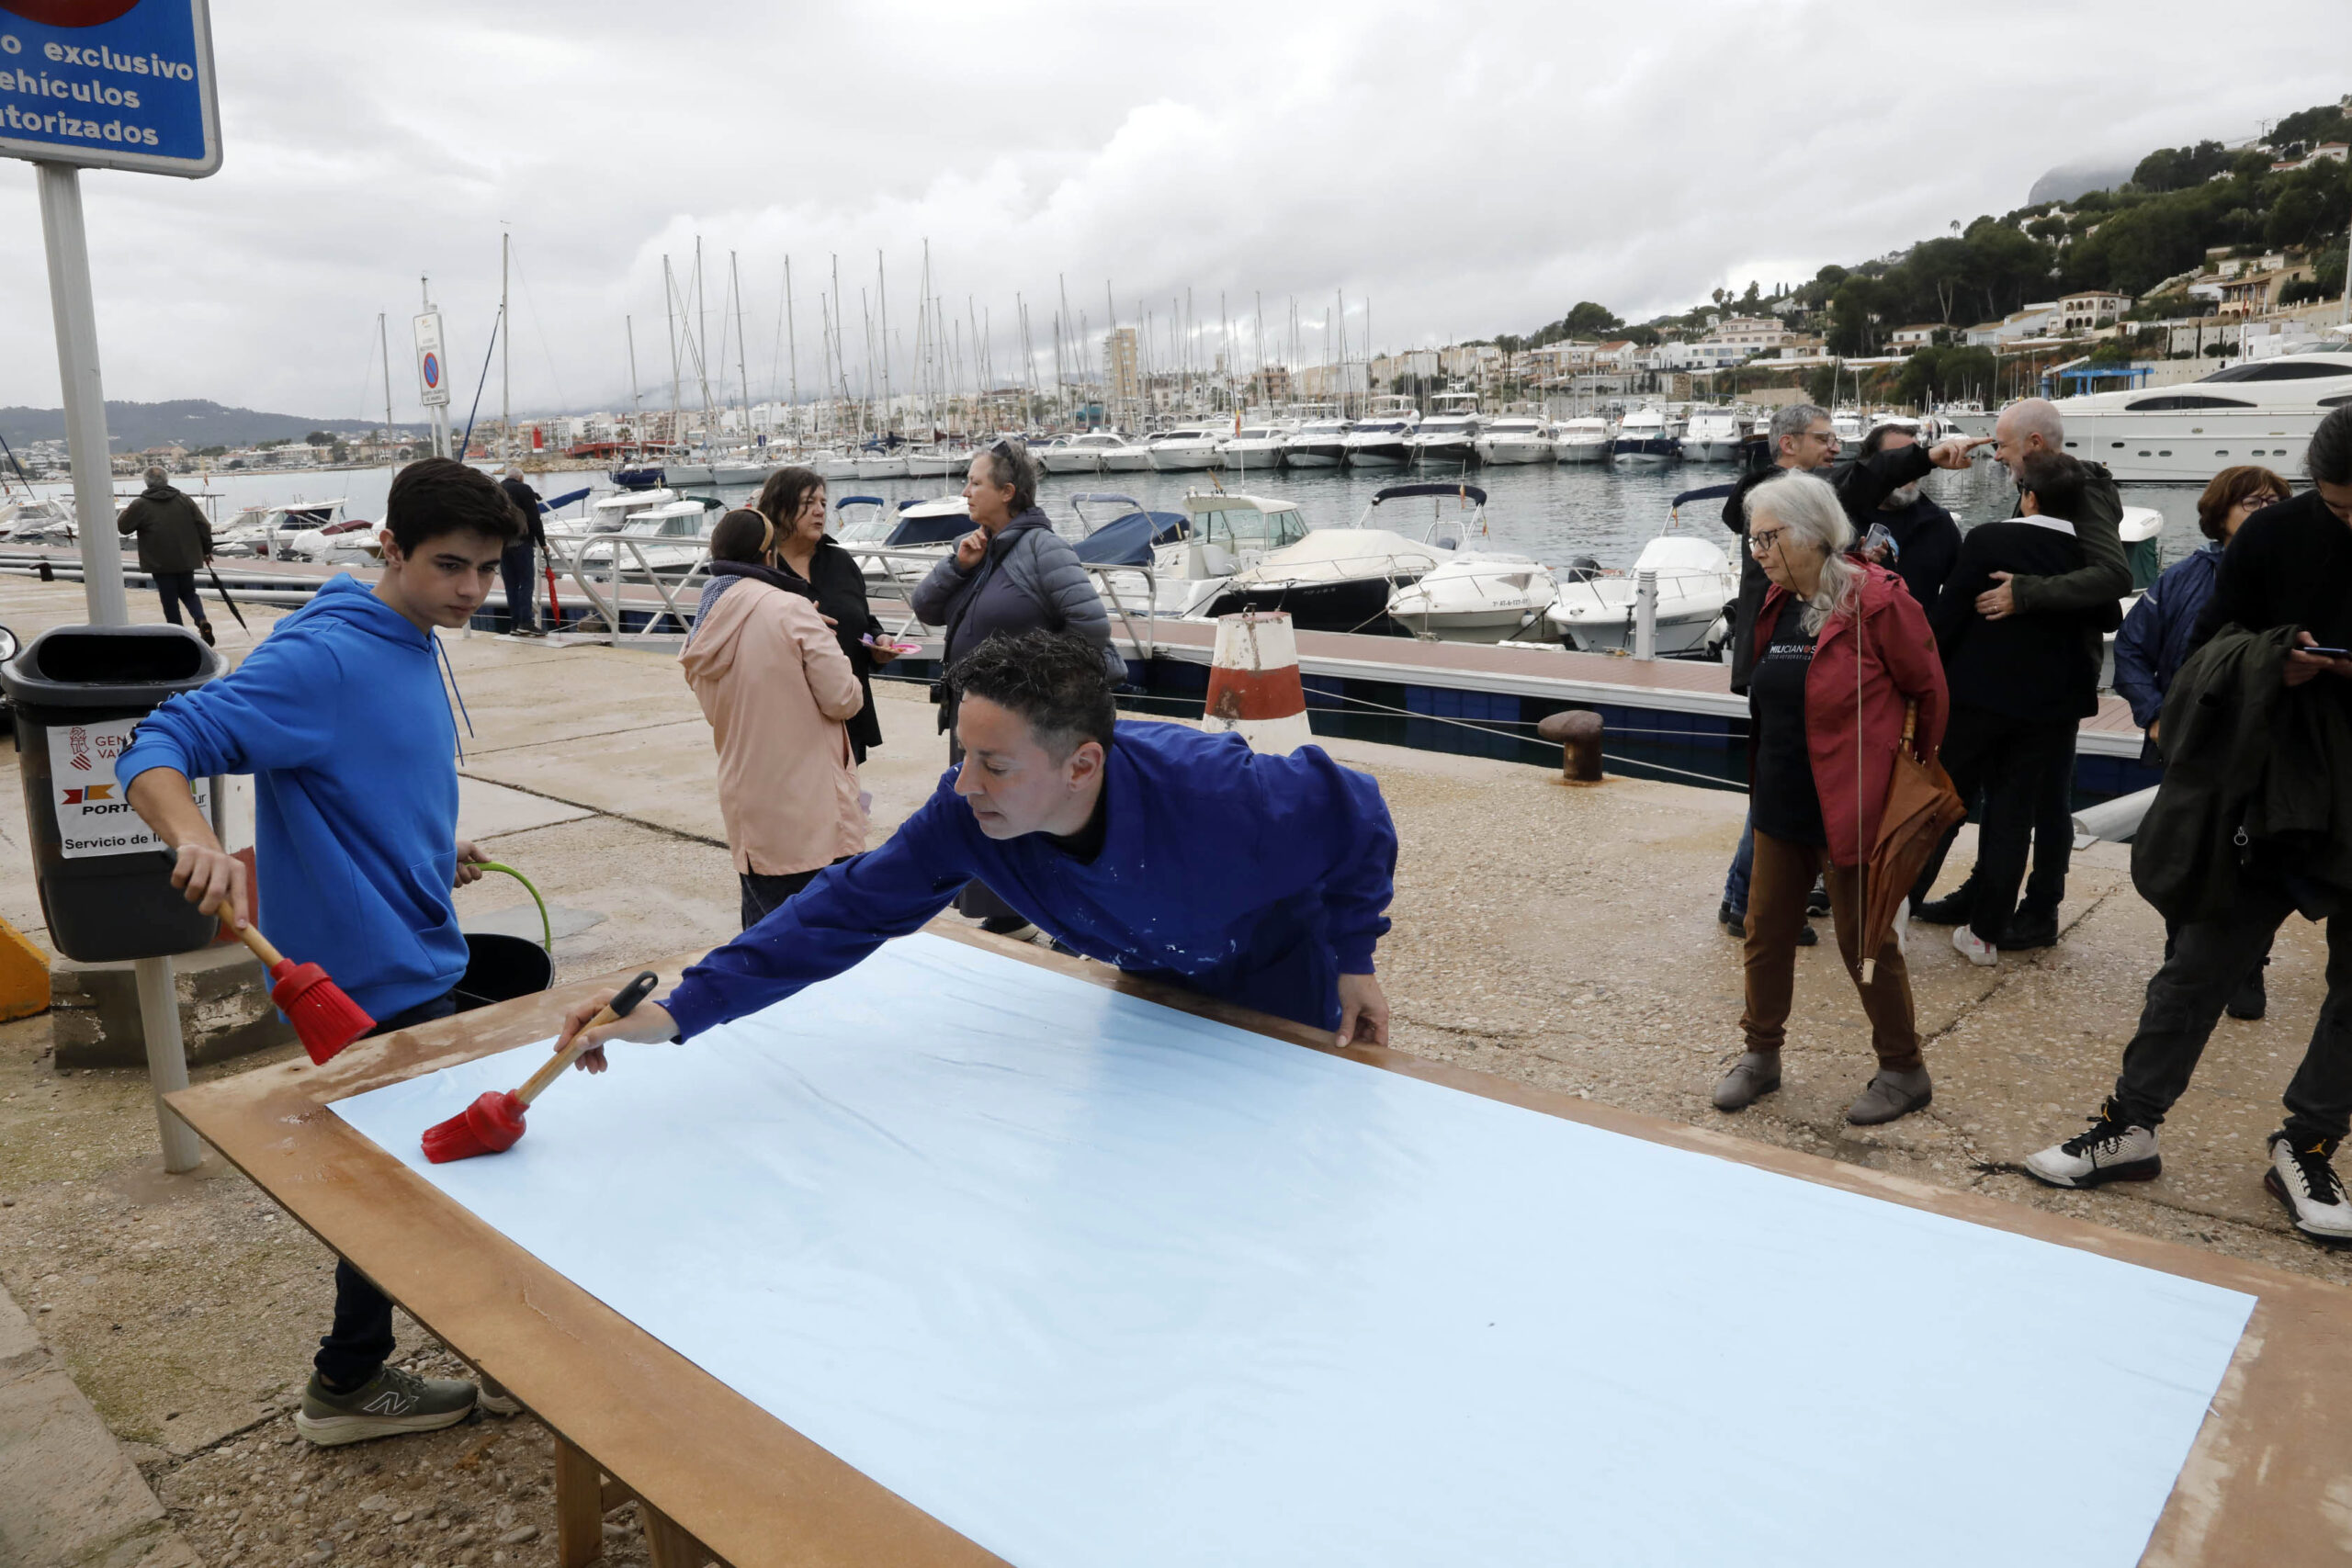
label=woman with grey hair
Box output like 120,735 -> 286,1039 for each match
1713,471 -> 1950,1126
911,437 -> 1125,933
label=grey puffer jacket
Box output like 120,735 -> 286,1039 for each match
912,509 -> 1126,728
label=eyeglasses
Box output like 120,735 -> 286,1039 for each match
1747,527 -> 1788,555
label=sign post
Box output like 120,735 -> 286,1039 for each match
5,0 -> 221,1172
414,299 -> 452,458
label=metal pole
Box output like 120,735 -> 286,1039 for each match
38,163 -> 200,1172
1634,569 -> 1658,661
37,164 -> 129,626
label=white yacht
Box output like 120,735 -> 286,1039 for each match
1680,407 -> 1752,463
1146,426 -> 1227,472
1342,403 -> 1420,468
809,451 -> 861,480
1609,407 -> 1680,464
1474,417 -> 1555,466
1202,524 -> 1441,631
1378,485 -> 1556,642
213,499 -> 353,560
1066,491 -> 1306,620
1408,391 -> 1482,467
1040,430 -> 1152,474
1554,416 -> 1613,463
905,446 -> 976,479
1830,409 -> 1868,457
2052,346 -> 2352,482
1219,424 -> 1292,473
575,498 -> 724,580
1547,534 -> 1738,654
1283,418 -> 1354,469
834,493 -> 972,596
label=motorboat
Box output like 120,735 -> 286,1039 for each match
1342,404 -> 1419,468
1067,492 -> 1208,619
1219,424 -> 1292,473
0,496 -> 78,542
579,497 -> 725,580
611,466 -> 667,490
1374,483 -> 1558,642
1830,410 -> 1868,457
1680,407 -> 1752,462
1194,488 -> 1439,632
1554,416 -> 1613,463
1474,417 -> 1555,466
2052,345 -> 2352,482
835,493 -> 971,598
1282,418 -> 1354,469
906,446 -> 976,479
278,514 -> 384,567
1546,533 -> 1737,654
1408,391 -> 1482,467
1040,430 -> 1152,474
1146,426 -> 1227,472
213,499 -> 353,560
1609,407 -> 1680,464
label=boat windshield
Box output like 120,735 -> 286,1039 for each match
1195,503 -> 1307,550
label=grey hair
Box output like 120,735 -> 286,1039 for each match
1998,397 -> 2064,451
143,465 -> 167,484
1768,403 -> 1829,448
1745,471 -> 1857,637
977,437 -> 1038,513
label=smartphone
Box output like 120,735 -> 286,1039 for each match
1860,522 -> 1900,561
2302,646 -> 2352,660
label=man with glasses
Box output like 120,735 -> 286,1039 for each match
1715,404 -> 1980,937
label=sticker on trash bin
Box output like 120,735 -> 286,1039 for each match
48,718 -> 209,859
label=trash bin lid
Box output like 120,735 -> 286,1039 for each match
0,624 -> 221,709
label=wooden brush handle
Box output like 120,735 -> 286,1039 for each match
227,920 -> 286,970
514,971 -> 660,1107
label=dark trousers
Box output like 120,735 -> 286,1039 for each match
2025,743 -> 2075,914
153,570 -> 208,628
500,542 -> 538,633
1741,829 -> 1922,1070
2115,874 -> 2352,1146
1911,705 -> 2077,940
739,855 -> 854,931
314,990 -> 457,1389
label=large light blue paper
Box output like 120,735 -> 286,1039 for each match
335,934 -> 2250,1567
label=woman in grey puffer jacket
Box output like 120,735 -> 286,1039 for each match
911,438 -> 1127,736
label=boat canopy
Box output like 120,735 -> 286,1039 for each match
1072,509 -> 1188,566
1371,482 -> 1487,507
1671,483 -> 1736,509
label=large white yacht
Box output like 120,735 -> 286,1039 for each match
1040,430 -> 1152,474
1146,426 -> 1227,471
1548,534 -> 1739,654
1283,417 -> 1354,468
1474,417 -> 1556,465
1609,407 -> 1680,464
1680,407 -> 1752,463
1407,391 -> 1482,467
1342,401 -> 1420,468
2052,346 -> 2352,482
1219,423 -> 1292,473
1554,416 -> 1613,463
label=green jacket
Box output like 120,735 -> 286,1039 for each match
115,482 -> 213,573
2132,624 -> 2352,922
2002,461 -> 2128,615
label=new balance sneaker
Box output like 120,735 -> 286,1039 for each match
2265,1132 -> 2352,1247
1952,925 -> 1997,966
295,1365 -> 477,1446
2023,1100 -> 2161,1190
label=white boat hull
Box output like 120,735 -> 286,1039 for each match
2056,412 -> 2315,483
1040,451 -> 1103,474
1475,438 -> 1555,465
854,456 -> 910,479
1283,447 -> 1344,468
1148,448 -> 1224,471
1555,438 -> 1610,463
1681,439 -> 1742,462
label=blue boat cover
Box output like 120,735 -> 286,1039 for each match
1072,511 -> 1189,566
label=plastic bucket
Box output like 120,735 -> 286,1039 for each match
452,931 -> 555,1013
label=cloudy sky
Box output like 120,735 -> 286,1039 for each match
2,0 -> 2346,422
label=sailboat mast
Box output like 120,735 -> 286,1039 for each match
378,312 -> 393,453
730,250 -> 752,443
500,231 -> 510,460
663,256 -> 682,455
784,258 -> 798,448
876,251 -> 893,437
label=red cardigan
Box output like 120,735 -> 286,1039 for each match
1752,564 -> 1949,866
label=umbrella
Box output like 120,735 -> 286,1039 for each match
1859,701 -> 1964,984
204,561 -> 249,632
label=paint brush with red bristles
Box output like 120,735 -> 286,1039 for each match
224,920 -> 374,1065
421,971 -> 660,1164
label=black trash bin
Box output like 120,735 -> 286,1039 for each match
0,625 -> 223,963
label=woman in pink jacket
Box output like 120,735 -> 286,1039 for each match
683,510 -> 868,929
1713,472 -> 1950,1126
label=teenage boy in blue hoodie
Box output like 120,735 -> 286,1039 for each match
120,457 -> 522,1446
551,628 -> 1397,1071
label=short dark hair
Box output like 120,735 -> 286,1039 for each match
2306,405 -> 2352,487
710,508 -> 774,563
949,629 -> 1115,759
1859,422 -> 1917,459
754,466 -> 825,530
384,458 -> 522,554
2017,449 -> 2087,522
2194,465 -> 2290,541
977,438 -> 1038,514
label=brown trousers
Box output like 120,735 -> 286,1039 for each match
1741,829 -> 1923,1071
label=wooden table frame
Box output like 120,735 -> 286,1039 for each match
170,924 -> 2352,1566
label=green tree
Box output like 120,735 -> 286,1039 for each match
303,429 -> 335,446
2066,200 -> 2207,296
1894,345 -> 1997,407
1563,301 -> 1622,337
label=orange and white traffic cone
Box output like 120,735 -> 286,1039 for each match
1202,611 -> 1316,753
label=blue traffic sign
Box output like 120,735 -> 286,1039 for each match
0,0 -> 220,178
422,353 -> 441,390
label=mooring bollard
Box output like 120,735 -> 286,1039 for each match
1632,568 -> 1658,662
1535,709 -> 1604,784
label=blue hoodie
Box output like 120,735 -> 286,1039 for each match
117,575 -> 467,1022
663,721 -> 1396,1040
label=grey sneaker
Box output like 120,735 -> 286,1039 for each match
2266,1132 -> 2352,1247
2023,1100 -> 2161,1190
477,1374 -> 523,1416
295,1365 -> 477,1446
1712,1052 -> 1781,1112
1846,1066 -> 1932,1125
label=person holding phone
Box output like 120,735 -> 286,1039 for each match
2024,407 -> 2352,1247
754,467 -> 898,764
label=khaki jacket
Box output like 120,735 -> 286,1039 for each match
679,579 -> 866,876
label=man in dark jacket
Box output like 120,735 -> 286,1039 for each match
117,466 -> 215,645
1716,406 -> 1980,932
2023,406 -> 2352,1247
1914,452 -> 2118,962
1917,399 -> 2128,943
1854,424 -> 1962,607
497,468 -> 548,637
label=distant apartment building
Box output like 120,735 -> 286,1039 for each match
1102,327 -> 1142,406
1662,340 -> 1749,370
2056,292 -> 2132,332
1888,324 -> 1940,350
2270,141 -> 2348,173
1250,365 -> 1293,404
1708,316 -> 1789,351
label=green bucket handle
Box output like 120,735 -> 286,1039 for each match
472,861 -> 551,952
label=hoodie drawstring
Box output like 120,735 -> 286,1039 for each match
434,630 -> 474,763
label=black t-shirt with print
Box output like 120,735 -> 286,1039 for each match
1750,595 -> 1825,847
